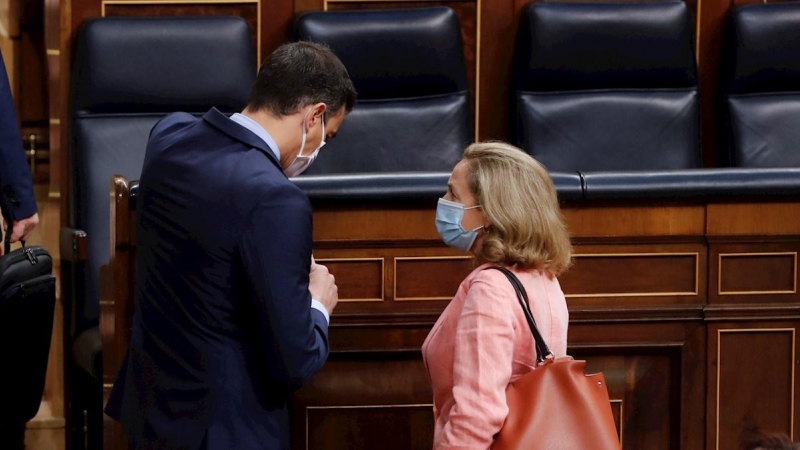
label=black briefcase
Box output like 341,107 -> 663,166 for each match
0,223 -> 56,422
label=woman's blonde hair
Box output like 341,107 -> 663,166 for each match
463,141 -> 572,275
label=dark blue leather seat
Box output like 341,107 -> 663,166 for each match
722,3 -> 800,167
514,1 -> 700,172
63,16 -> 254,448
294,7 -> 472,175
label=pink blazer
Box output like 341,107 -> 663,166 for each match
422,263 -> 569,450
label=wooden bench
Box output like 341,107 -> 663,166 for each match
103,170 -> 800,450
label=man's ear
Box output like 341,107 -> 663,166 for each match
311,102 -> 327,124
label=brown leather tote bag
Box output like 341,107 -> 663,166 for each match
487,267 -> 621,450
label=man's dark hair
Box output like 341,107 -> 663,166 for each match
247,41 -> 357,117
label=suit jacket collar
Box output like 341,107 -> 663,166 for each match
203,108 -> 282,170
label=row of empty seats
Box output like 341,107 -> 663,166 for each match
60,2 -> 800,448
297,2 -> 800,173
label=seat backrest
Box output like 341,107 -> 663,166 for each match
69,16 -> 255,337
515,1 -> 700,172
723,3 -> 800,168
294,7 -> 472,174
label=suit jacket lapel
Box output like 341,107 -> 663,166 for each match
202,108 -> 283,171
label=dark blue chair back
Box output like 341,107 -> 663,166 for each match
294,7 -> 472,174
515,1 -> 700,171
723,3 -> 800,167
68,16 -> 255,371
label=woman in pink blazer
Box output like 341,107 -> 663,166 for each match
423,141 -> 572,449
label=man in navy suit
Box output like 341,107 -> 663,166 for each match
0,49 -> 40,450
0,50 -> 39,251
105,42 -> 357,449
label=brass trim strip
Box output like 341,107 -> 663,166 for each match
307,403 -> 433,410
46,49 -> 60,56
315,257 -> 385,302
256,0 -> 261,63
394,255 -> 474,302
49,118 -> 60,125
695,0 -> 702,67
566,252 -> 700,298
328,0 -> 446,2
610,399 -> 624,448
716,328 -> 796,450
395,296 -> 454,301
566,292 -> 696,299
103,0 -> 257,5
718,252 -> 798,296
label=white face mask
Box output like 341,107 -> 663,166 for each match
284,108 -> 326,178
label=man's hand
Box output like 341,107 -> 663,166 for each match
309,262 -> 338,316
0,213 -> 39,255
11,213 -> 39,242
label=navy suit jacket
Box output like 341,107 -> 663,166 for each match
105,108 -> 330,450
0,50 -> 37,222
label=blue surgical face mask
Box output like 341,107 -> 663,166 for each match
435,198 -> 483,253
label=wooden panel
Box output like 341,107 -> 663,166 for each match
709,327 -> 797,450
719,253 -> 797,295
561,252 -> 699,298
19,29 -> 48,123
316,258 -> 384,302
394,256 -> 474,300
572,350 -> 681,450
569,321 -> 707,449
477,0 -> 516,140
313,202 -> 708,243
292,355 -> 434,450
698,0 -> 736,166
328,323 -> 434,352
261,0 -> 293,58
563,203 -> 706,238
710,243 -> 800,305
559,242 -> 707,308
306,405 -> 433,450
313,206 -> 440,242
312,246 -> 466,315
103,2 -> 260,62
708,202 -> 800,236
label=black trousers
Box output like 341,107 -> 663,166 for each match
0,421 -> 26,450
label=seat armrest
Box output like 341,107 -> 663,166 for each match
581,168 -> 800,200
60,227 -> 88,262
292,171 -> 585,202
292,172 -> 450,201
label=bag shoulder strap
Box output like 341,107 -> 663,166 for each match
483,266 -> 553,364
